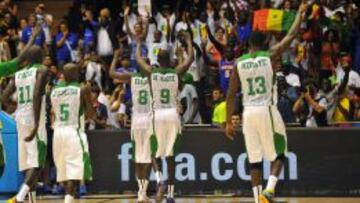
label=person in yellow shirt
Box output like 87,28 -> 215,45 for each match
212,87 -> 227,128
333,93 -> 351,122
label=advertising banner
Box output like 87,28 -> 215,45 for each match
87,128 -> 360,196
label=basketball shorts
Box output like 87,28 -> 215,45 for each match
154,108 -> 181,158
53,127 -> 92,182
17,122 -> 47,171
242,106 -> 287,164
131,113 -> 155,164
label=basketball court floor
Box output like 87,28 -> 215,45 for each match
26,195 -> 360,203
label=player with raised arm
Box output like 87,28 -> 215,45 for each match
0,24 -> 42,178
136,31 -> 194,203
50,63 -> 96,203
3,45 -> 48,203
109,50 -> 154,202
225,2 -> 308,203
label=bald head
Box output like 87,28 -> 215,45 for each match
63,63 -> 79,82
158,49 -> 171,67
25,45 -> 43,64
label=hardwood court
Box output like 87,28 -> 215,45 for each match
33,196 -> 360,203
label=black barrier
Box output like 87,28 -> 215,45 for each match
87,128 -> 360,196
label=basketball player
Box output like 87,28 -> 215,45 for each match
225,3 -> 308,203
3,46 -> 48,203
50,63 -> 96,203
136,31 -> 193,203
109,50 -> 154,202
0,25 -> 41,178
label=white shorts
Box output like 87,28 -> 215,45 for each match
242,106 -> 287,164
53,127 -> 92,182
17,123 -> 47,171
154,108 -> 181,158
131,114 -> 155,164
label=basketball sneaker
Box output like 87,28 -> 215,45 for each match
6,197 -> 22,203
259,189 -> 274,203
166,197 -> 175,203
137,193 -> 150,203
155,182 -> 166,203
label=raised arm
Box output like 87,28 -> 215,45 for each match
175,32 -> 194,75
109,50 -> 133,81
1,79 -> 16,109
270,2 -> 308,59
135,40 -> 152,75
81,83 -> 97,121
140,16 -> 149,40
206,24 -> 225,53
124,6 -> 136,38
25,67 -> 48,142
225,65 -> 240,140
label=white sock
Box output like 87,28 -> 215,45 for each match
28,191 -> 36,203
142,180 -> 149,195
155,171 -> 162,184
137,179 -> 143,194
266,175 -> 278,191
64,194 -> 74,203
16,184 -> 30,202
167,185 -> 174,198
252,185 -> 263,203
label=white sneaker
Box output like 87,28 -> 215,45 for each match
137,193 -> 150,203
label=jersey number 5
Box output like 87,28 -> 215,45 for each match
60,104 -> 69,121
247,76 -> 266,96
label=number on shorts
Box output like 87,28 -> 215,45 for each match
18,85 -> 32,104
246,76 -> 266,96
160,89 -> 170,104
138,90 -> 148,105
60,104 -> 69,121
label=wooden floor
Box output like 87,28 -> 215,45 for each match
31,196 -> 360,203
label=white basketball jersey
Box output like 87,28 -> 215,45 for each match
51,82 -> 82,129
131,74 -> 152,114
15,64 -> 45,126
236,51 -> 277,106
151,68 -> 178,110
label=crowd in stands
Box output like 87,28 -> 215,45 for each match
0,0 -> 360,129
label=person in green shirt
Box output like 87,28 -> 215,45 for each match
0,24 -> 41,178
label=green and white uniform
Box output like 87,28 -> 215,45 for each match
51,82 -> 92,182
236,51 -> 287,164
151,68 -> 181,158
15,64 -> 47,171
131,74 -> 154,163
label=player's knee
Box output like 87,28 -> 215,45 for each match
275,154 -> 286,162
250,162 -> 263,170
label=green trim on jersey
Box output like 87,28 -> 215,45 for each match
269,107 -> 286,155
0,143 -> 4,167
172,133 -> 182,155
237,51 -> 270,62
150,134 -> 158,157
131,138 -> 136,162
54,81 -> 80,89
0,59 -> 19,77
76,130 -> 93,181
152,67 -> 177,74
35,133 -> 47,168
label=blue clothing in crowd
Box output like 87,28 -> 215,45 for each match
21,26 -> 46,46
83,21 -> 99,53
55,32 -> 79,62
219,59 -> 234,93
116,67 -> 137,102
236,22 -> 252,44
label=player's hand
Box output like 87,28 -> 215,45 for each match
225,123 -> 235,141
31,24 -> 42,39
299,2 -> 308,13
124,6 -> 130,16
24,126 -> 38,142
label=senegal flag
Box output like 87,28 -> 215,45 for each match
253,9 -> 296,32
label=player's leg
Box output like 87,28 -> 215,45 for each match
165,156 -> 175,202
63,180 -> 79,203
259,106 -> 288,203
243,107 -> 263,203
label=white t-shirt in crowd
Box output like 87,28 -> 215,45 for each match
178,84 -> 202,124
86,61 -> 103,90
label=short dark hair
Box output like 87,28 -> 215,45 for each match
249,31 -> 267,49
212,86 -> 223,94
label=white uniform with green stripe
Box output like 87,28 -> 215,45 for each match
236,51 -> 287,164
151,68 -> 181,158
15,64 -> 47,171
51,82 -> 92,181
131,74 -> 154,163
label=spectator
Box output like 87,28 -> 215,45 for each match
55,21 -> 79,69
87,82 -> 108,129
0,29 -> 10,62
81,10 -> 98,54
321,29 -> 340,72
178,74 -> 202,124
212,87 -> 226,128
231,113 -> 241,128
35,4 -> 53,49
277,76 -> 297,123
20,13 -> 46,50
293,84 -> 329,127
84,52 -> 103,90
